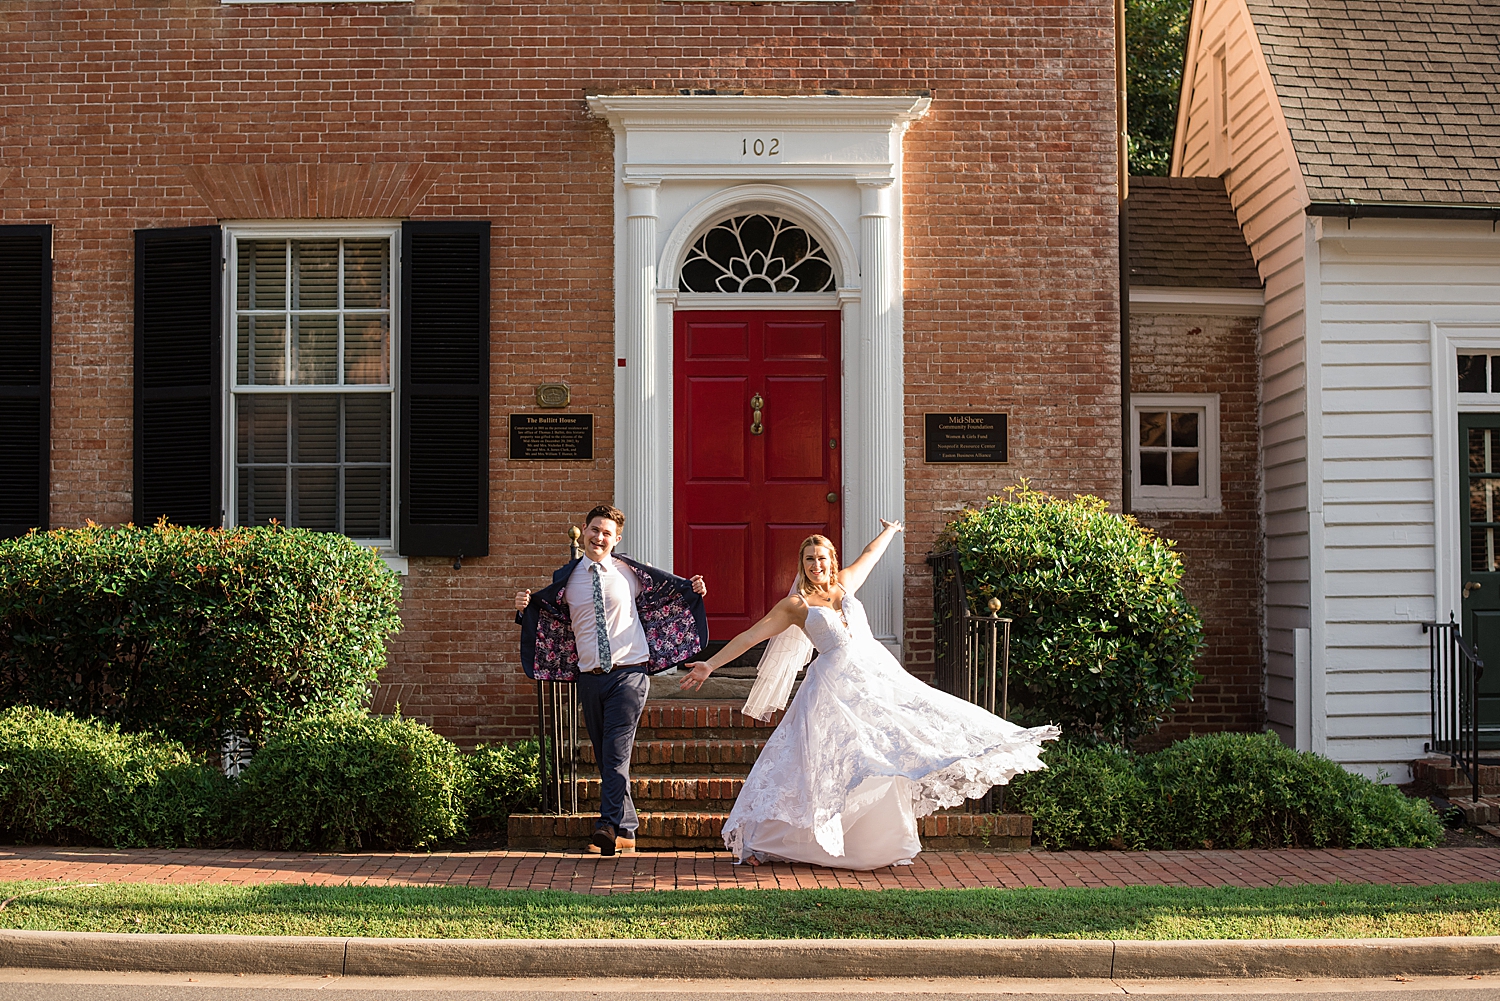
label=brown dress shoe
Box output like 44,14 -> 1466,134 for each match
588,825 -> 617,856
615,831 -> 637,854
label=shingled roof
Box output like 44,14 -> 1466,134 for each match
1127,177 -> 1262,288
1245,0 -> 1500,206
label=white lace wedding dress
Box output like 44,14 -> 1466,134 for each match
723,593 -> 1060,869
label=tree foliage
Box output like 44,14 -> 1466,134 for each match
1127,0 -> 1193,176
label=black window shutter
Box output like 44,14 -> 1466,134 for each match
134,226 -> 222,528
400,220 -> 490,557
0,225 -> 51,539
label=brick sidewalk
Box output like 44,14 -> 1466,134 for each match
2,845 -> 1497,894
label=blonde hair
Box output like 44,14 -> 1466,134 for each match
794,535 -> 841,595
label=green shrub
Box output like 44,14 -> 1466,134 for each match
1007,740 -> 1148,850
235,710 -> 468,851
466,740 -> 542,834
1142,732 -> 1443,849
0,706 -> 229,848
942,484 -> 1203,743
0,522 -> 404,750
1011,733 -> 1442,850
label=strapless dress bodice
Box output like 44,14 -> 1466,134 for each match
803,595 -> 869,654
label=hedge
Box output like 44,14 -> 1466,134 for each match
0,522 -> 404,750
1012,733 -> 1443,850
0,706 -> 229,848
233,709 -> 470,851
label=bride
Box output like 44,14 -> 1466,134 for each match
679,520 -> 1060,869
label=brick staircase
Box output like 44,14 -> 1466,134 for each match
507,700 -> 1034,852
1411,753 -> 1500,827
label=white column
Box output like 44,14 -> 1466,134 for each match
856,177 -> 904,653
617,177 -> 666,566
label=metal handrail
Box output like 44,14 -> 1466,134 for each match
1423,614 -> 1484,803
928,550 -> 1014,812
537,528 -> 583,815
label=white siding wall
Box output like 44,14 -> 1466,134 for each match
1176,0 -> 1311,748
1317,220 -> 1500,781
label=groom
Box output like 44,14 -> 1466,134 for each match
515,505 -> 708,856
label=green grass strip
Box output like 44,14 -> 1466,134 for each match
2,881 -> 1500,940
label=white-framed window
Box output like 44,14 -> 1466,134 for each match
224,223 -> 398,548
1130,393 -> 1221,513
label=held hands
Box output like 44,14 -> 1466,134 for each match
514,589 -> 531,612
678,661 -> 714,691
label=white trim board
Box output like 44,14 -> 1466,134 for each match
587,93 -> 930,651
1129,285 -> 1264,315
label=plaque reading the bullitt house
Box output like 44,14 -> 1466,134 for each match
924,413 -> 1008,464
509,413 -> 594,460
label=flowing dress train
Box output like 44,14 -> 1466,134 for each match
722,593 -> 1059,869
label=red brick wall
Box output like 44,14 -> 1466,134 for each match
2,0 -> 1120,742
1128,310 -> 1264,746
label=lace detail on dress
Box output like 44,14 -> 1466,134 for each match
721,594 -> 1060,865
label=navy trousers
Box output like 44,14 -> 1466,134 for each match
576,666 -> 651,835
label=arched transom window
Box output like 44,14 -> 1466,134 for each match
679,214 -> 836,294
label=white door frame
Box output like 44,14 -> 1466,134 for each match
587,94 -> 929,651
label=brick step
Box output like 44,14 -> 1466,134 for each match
579,738 -> 766,775
634,701 -> 783,741
1411,756 -> 1500,798
508,811 -> 1034,852
1450,797 -> 1500,826
571,775 -> 746,812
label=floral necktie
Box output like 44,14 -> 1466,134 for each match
590,562 -> 612,672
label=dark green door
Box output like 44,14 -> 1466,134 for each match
1459,413 -> 1500,746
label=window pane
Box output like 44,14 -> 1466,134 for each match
1473,527 -> 1495,573
237,316 -> 287,386
236,395 -> 288,464
293,468 -> 338,531
1471,428 -> 1490,474
1170,411 -> 1199,448
292,396 -> 338,464
292,240 -> 339,310
237,240 -> 285,311
344,468 -> 390,538
1140,451 -> 1168,486
344,317 -> 390,385
1459,354 -> 1488,393
292,316 -> 338,384
344,239 -> 389,309
344,396 -> 390,463
238,467 -> 287,528
1171,451 -> 1200,487
1139,411 -> 1166,448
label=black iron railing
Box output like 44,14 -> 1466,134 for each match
537,528 -> 583,815
928,550 -> 1013,811
1424,614 -> 1484,803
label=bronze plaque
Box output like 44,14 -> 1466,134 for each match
509,413 -> 594,460
924,412 -> 1008,464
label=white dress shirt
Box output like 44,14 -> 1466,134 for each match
565,553 -> 650,672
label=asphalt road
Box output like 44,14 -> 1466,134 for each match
1,972 -> 1498,1001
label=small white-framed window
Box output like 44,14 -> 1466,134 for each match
225,223 -> 398,549
1456,353 -> 1500,395
1130,393 -> 1221,513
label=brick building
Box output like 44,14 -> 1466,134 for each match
1,0 -> 1125,747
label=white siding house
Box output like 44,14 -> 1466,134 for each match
1173,0 -> 1500,780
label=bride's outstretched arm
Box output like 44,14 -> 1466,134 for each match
678,597 -> 807,691
838,518 -> 904,595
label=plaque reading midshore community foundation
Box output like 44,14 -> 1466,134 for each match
924,412 -> 1008,464
509,413 -> 594,460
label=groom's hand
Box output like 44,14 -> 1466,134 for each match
514,589 -> 531,611
689,574 -> 707,596
678,661 -> 714,691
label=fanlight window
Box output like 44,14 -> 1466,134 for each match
679,214 -> 836,294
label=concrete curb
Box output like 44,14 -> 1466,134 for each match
2,929 -> 1499,980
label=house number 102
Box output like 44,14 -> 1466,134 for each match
742,137 -> 781,157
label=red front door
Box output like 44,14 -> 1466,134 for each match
674,310 -> 841,637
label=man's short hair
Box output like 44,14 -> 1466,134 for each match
585,505 -> 626,531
